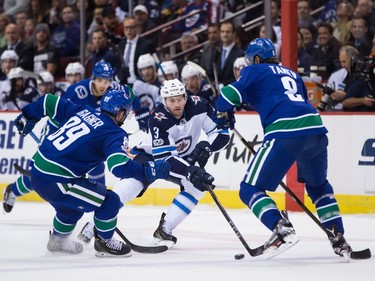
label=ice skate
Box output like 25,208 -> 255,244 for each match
77,222 -> 95,244
263,211 -> 299,259
47,232 -> 83,254
327,226 -> 352,261
3,184 -> 16,213
94,237 -> 132,257
153,212 -> 177,248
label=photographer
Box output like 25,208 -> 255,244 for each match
342,56 -> 375,111
317,46 -> 359,112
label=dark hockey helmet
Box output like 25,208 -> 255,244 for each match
245,38 -> 276,64
92,61 -> 113,80
100,89 -> 132,117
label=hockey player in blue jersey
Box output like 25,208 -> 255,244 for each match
215,38 -> 352,258
12,89 -> 170,257
3,61 -> 136,213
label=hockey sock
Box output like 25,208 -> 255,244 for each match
12,175 -> 33,196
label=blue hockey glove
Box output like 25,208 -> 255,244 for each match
185,166 -> 214,192
134,106 -> 150,132
144,160 -> 170,183
215,111 -> 235,130
185,141 -> 212,168
14,114 -> 38,136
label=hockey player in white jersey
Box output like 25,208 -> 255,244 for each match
132,53 -> 162,132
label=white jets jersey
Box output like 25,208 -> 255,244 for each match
132,79 -> 161,111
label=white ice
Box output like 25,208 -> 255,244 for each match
1,202 -> 374,281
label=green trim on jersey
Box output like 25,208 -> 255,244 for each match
32,151 -> 78,179
221,85 -> 242,107
15,176 -> 31,195
43,94 -> 60,119
107,153 -> 130,172
53,216 -> 76,235
264,113 -> 324,137
251,196 -> 278,219
94,216 -> 117,232
126,85 -> 136,103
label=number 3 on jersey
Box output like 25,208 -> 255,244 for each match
281,76 -> 304,102
47,116 -> 90,150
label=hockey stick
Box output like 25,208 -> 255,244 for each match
14,163 -> 30,177
232,127 -> 371,259
186,61 -> 217,97
206,184 -> 264,257
152,52 -> 168,81
115,227 -> 168,254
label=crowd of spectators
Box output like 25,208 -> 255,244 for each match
0,0 -> 374,112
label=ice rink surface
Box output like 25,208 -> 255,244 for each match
1,202 -> 374,281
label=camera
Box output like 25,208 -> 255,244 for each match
315,82 -> 335,112
355,56 -> 375,99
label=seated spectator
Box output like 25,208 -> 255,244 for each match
298,0 -> 316,28
87,7 -> 104,38
33,23 -> 60,75
23,18 -> 36,45
313,22 -> 342,80
90,29 -> 121,74
29,0 -> 49,26
175,33 -> 202,73
133,5 -> 157,48
332,0 -> 354,44
0,23 -> 34,71
201,23 -> 221,82
299,24 -> 318,58
15,11 -> 29,41
100,5 -> 124,45
75,0 -> 94,30
297,31 -> 313,75
354,0 -> 375,38
0,13 -> 11,48
51,5 -> 80,58
347,16 -> 372,58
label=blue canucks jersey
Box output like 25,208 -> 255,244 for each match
133,96 -> 229,177
216,63 -> 328,141
22,94 -> 146,183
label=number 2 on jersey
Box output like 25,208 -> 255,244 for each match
281,76 -> 304,102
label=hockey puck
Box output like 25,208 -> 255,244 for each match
234,254 -> 245,260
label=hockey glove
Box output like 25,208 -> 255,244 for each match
185,166 -> 214,192
134,106 -> 150,132
215,111 -> 235,130
14,114 -> 38,136
144,160 -> 170,183
185,141 -> 212,168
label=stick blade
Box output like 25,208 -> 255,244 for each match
350,248 -> 371,260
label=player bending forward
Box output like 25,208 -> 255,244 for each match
13,89 -> 169,257
215,38 -> 352,258
79,78 -> 229,247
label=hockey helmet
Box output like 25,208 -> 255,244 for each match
100,89 -> 133,117
38,71 -> 54,84
1,50 -> 19,63
245,38 -> 276,64
181,64 -> 201,80
92,61 -> 113,80
7,67 -> 24,79
137,53 -> 156,70
158,60 -> 179,80
160,78 -> 186,104
65,62 -> 85,76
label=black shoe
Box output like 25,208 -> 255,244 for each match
327,226 -> 352,257
153,212 -> 177,245
3,184 -> 16,213
94,237 -> 132,257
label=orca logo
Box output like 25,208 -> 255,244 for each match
358,139 -> 375,166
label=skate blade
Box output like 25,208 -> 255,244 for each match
153,238 -> 175,249
342,251 -> 350,263
95,251 -> 132,258
264,235 -> 299,260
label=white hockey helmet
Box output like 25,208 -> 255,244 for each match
233,57 -> 248,69
137,53 -> 156,70
160,78 -> 186,104
38,71 -> 54,84
158,60 -> 179,79
7,67 -> 24,79
65,62 -> 85,76
181,64 -> 201,80
1,50 -> 19,63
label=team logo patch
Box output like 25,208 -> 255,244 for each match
154,112 -> 167,121
191,96 -> 200,105
121,136 -> 129,152
175,137 -> 192,154
153,138 -> 164,146
75,85 -> 89,99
